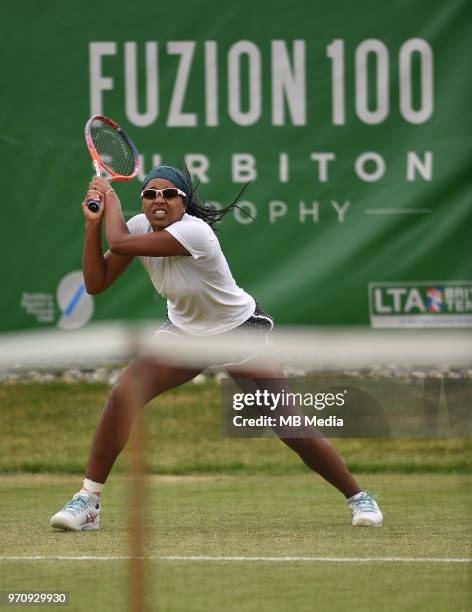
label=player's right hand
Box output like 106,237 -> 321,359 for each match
82,189 -> 105,222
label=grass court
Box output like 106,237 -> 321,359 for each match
0,381 -> 470,611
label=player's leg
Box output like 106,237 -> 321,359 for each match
226,362 -> 383,526
85,357 -> 203,483
50,358 -> 202,531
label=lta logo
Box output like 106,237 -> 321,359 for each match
368,281 -> 472,328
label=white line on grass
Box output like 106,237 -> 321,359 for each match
0,555 -> 470,563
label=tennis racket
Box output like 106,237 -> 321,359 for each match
84,115 -> 140,212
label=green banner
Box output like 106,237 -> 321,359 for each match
1,0 -> 471,331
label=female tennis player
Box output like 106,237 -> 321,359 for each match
51,165 -> 383,530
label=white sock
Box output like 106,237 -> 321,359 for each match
347,491 -> 365,503
82,478 -> 105,494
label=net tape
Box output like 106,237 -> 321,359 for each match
0,323 -> 470,371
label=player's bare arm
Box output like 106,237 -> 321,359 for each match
88,175 -> 190,258
81,184 -> 134,294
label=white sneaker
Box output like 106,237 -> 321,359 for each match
347,491 -> 383,527
50,492 -> 100,531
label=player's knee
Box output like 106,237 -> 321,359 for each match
106,382 -> 133,412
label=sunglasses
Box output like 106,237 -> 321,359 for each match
140,188 -> 187,200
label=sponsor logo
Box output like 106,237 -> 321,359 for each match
20,271 -> 93,330
426,287 -> 444,313
368,281 -> 472,328
56,271 -> 93,330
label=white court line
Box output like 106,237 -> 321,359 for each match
0,555 -> 470,563
364,208 -> 432,214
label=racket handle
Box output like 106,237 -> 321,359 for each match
87,200 -> 100,213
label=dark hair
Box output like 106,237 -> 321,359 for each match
182,167 -> 254,226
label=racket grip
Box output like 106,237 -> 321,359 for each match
87,200 -> 100,213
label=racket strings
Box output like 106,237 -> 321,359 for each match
90,119 -> 136,177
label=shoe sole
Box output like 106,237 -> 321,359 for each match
352,518 -> 382,527
50,517 -> 99,531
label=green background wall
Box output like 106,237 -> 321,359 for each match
1,0 -> 471,331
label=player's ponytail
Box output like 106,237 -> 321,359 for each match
183,167 -> 254,226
